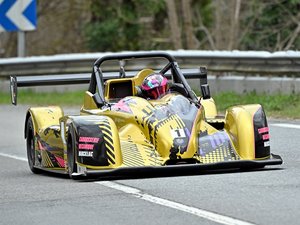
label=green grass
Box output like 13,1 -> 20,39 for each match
0,90 -> 84,106
1,90 -> 299,119
213,92 -> 300,119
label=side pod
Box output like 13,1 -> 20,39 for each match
224,104 -> 270,160
61,115 -> 122,175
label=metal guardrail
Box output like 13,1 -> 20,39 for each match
0,50 -> 300,77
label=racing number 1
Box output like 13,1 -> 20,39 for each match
171,129 -> 186,138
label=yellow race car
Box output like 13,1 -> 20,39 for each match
10,52 -> 282,179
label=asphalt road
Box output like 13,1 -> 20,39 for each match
0,105 -> 299,225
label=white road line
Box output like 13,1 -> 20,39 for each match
0,153 -> 257,225
0,152 -> 256,225
96,181 -> 256,225
0,152 -> 27,161
270,123 -> 300,129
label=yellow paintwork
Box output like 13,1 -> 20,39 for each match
224,104 -> 261,159
200,97 -> 217,119
28,70 -> 267,174
28,106 -> 63,133
82,91 -> 98,110
79,81 -> 262,170
81,93 -> 206,169
28,106 -> 64,167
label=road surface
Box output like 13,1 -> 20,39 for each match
0,105 -> 299,225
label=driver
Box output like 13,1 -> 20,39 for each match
141,73 -> 168,99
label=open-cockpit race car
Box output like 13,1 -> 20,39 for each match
10,52 -> 282,179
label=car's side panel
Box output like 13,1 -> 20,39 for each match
224,104 -> 269,160
63,115 -> 123,171
25,106 -> 65,169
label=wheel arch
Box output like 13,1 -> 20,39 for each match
224,104 -> 270,160
24,106 -> 64,139
64,115 -> 123,173
24,111 -> 32,139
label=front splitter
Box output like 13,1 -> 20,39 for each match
72,153 -> 282,179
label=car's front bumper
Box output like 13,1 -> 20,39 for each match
72,153 -> 283,179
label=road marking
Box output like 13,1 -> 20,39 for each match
0,152 -> 27,161
270,123 -> 300,129
0,152 -> 257,225
96,181 -> 256,225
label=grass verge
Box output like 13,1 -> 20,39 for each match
0,90 -> 84,106
214,92 -> 300,119
0,90 -> 299,119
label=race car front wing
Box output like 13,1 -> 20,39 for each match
72,153 -> 282,179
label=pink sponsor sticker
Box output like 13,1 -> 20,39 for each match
262,134 -> 270,140
258,127 -> 269,134
78,144 -> 94,150
79,137 -> 100,143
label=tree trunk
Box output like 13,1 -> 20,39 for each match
228,0 -> 241,50
214,0 -> 226,49
181,0 -> 197,49
165,0 -> 183,49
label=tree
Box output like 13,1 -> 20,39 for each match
1,0 -> 300,57
181,0 -> 198,49
240,0 -> 300,51
164,0 -> 182,49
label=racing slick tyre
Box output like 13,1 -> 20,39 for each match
26,116 -> 41,174
67,125 -> 77,179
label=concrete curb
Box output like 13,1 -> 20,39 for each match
189,75 -> 300,94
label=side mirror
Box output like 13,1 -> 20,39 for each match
201,84 -> 211,99
199,67 -> 208,86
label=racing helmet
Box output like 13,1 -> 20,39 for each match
141,73 -> 168,99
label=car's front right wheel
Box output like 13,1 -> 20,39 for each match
67,125 -> 78,178
26,116 -> 40,174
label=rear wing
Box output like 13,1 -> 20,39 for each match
10,73 -> 91,105
10,68 -> 208,105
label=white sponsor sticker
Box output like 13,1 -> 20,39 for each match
78,151 -> 93,157
264,141 -> 270,147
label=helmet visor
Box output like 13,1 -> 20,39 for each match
148,86 -> 167,99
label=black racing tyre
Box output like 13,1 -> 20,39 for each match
67,125 -> 77,179
26,116 -> 41,174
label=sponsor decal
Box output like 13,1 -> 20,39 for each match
264,141 -> 270,147
112,98 -> 133,113
79,137 -> 100,143
78,144 -> 94,150
262,134 -> 270,140
78,136 -> 100,151
78,151 -> 93,157
258,127 -> 269,134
